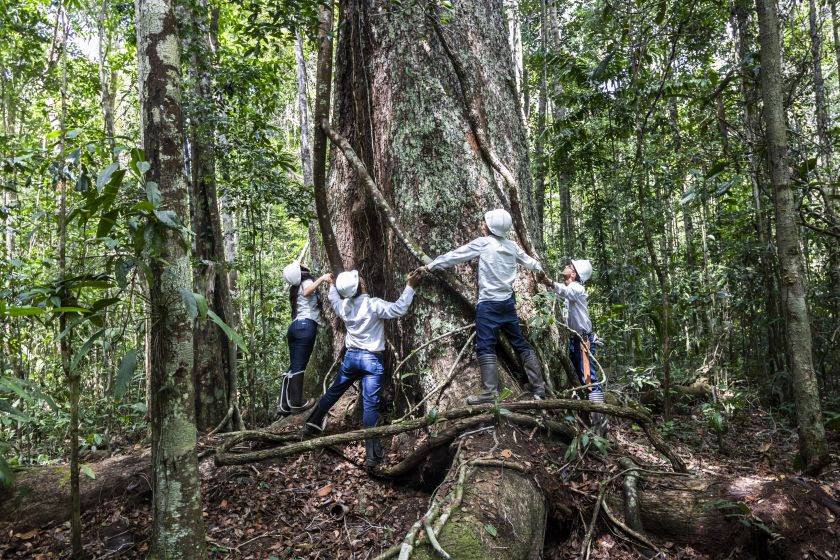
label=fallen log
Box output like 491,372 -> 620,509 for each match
0,450 -> 150,530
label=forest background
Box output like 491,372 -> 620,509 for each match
0,0 -> 838,557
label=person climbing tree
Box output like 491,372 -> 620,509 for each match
277,260 -> 330,417
541,259 -> 606,431
302,268 -> 423,467
423,209 -> 547,404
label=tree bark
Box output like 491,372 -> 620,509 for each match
808,0 -> 832,167
313,0 -> 344,273
533,0 -> 548,235
325,0 -> 552,555
754,0 -> 829,474
135,0 -> 208,555
295,29 -> 314,189
179,0 -> 242,433
97,0 -> 117,159
831,0 -> 840,90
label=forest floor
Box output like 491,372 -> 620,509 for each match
1,401 -> 838,559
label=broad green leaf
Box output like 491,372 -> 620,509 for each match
179,289 -> 198,321
80,464 -> 96,480
484,524 -> 497,537
96,209 -> 119,238
96,163 -> 120,189
207,310 -> 248,354
70,329 -> 106,372
154,210 -> 180,229
114,350 -> 138,398
192,292 -> 209,318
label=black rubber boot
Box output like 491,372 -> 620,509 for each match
287,372 -> 314,414
364,439 -> 383,468
301,402 -> 329,439
520,350 -> 546,399
466,354 -> 500,405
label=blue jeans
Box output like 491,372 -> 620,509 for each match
570,333 -> 603,394
287,319 -> 318,374
316,348 -> 384,427
475,296 -> 532,357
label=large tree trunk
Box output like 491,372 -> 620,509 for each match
327,0 -> 548,555
754,0 -> 829,474
135,0 -> 207,555
179,0 -> 242,433
97,0 -> 116,159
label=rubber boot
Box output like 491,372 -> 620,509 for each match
287,372 -> 314,414
466,354 -> 500,405
301,401 -> 329,439
275,372 -> 292,418
520,350 -> 546,400
364,439 -> 383,468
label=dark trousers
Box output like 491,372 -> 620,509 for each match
287,318 -> 318,374
569,333 -> 604,396
315,348 -> 384,427
475,296 -> 533,357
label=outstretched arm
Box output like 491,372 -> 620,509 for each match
554,281 -> 586,303
426,238 -> 487,271
302,273 -> 332,297
515,245 -> 543,272
370,285 -> 416,319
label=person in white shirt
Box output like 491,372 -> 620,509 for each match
303,268 -> 422,467
278,262 -> 331,417
543,259 -> 606,427
423,209 -> 546,404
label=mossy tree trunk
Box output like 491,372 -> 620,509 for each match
327,0 -> 549,555
135,0 -> 207,556
754,0 -> 829,474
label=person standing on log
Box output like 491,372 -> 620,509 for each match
423,209 -> 547,404
277,261 -> 331,417
302,269 -> 423,467
543,259 -> 607,430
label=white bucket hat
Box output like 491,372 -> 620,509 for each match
335,270 -> 360,298
283,261 -> 302,286
571,259 -> 592,283
484,209 -> 512,237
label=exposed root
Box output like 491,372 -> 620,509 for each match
213,398 -> 681,471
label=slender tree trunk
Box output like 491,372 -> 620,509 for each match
504,0 -> 528,129
135,0 -> 208,554
313,0 -> 343,272
831,0 -> 840,90
179,0 -> 242,433
533,0 -> 548,235
296,30 -> 314,189
733,0 -> 785,376
808,0 -> 840,316
55,16 -> 83,556
808,0 -> 832,167
754,0 -> 829,474
97,0 -> 116,159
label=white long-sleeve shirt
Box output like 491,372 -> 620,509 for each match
427,236 -> 542,302
328,285 -> 415,352
554,281 -> 592,335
